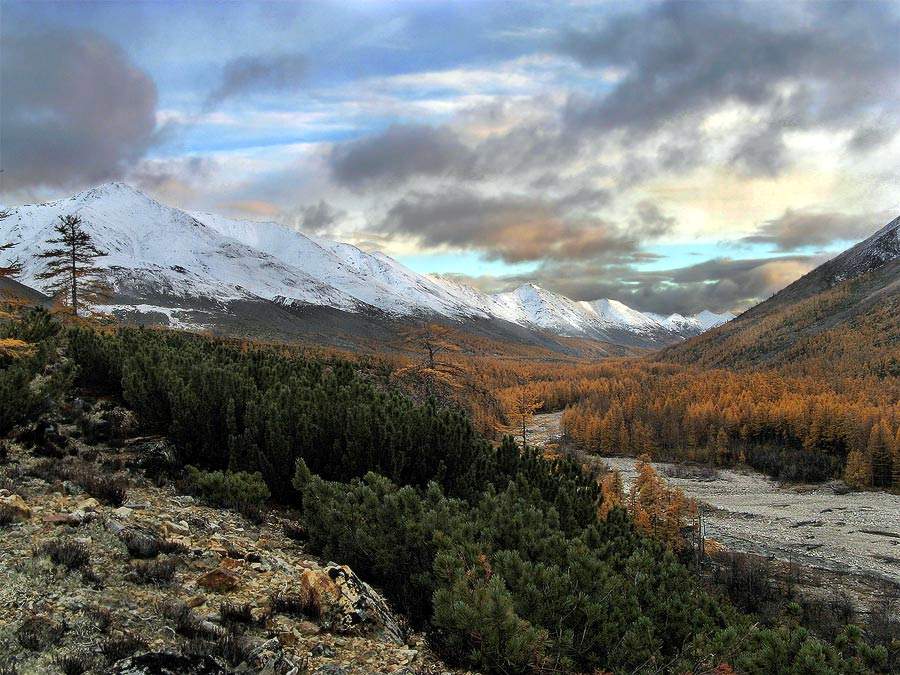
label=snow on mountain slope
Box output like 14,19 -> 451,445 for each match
0,183 -> 730,345
192,211 -> 480,317
1,183 -> 359,310
648,310 -> 734,333
582,298 -> 663,333
486,283 -> 602,335
694,310 -> 735,330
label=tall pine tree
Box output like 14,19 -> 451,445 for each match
36,214 -> 108,316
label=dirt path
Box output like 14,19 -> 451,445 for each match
530,412 -> 900,588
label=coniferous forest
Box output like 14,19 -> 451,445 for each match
2,311 -> 891,674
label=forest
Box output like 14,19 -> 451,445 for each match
387,330 -> 899,490
0,309 -> 892,673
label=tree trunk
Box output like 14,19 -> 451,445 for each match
70,237 -> 78,316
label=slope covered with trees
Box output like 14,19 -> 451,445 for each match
37,323 -> 883,673
659,216 -> 900,377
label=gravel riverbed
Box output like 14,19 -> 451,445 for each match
529,412 -> 900,588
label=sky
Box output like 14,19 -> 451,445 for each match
1,0 -> 898,315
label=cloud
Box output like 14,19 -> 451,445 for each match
330,124 -> 474,188
205,52 -> 307,108
293,200 -> 345,234
741,209 -> 887,251
378,188 -> 666,264
559,1 -> 900,175
225,200 -> 282,218
497,254 -> 819,315
1,30 -> 158,190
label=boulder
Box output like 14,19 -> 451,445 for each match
196,568 -> 240,593
299,564 -> 406,644
0,494 -> 31,521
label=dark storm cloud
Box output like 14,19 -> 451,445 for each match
559,1 -> 900,174
380,188 -> 665,264
0,30 -> 158,190
741,210 -> 887,252
205,53 -> 308,108
330,124 -> 474,188
498,254 -> 817,315
294,200 -> 345,234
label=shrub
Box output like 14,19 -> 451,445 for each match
16,615 -> 62,650
270,590 -> 319,618
126,558 -> 177,585
185,466 -> 270,512
100,634 -> 148,662
52,652 -> 93,675
220,602 -> 253,624
34,539 -> 90,571
282,520 -> 305,542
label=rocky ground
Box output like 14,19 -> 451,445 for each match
530,412 -> 900,607
0,402 -> 460,675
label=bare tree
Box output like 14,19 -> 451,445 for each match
36,214 -> 108,316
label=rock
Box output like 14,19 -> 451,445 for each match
299,564 -> 407,644
44,513 -> 82,525
312,666 -> 348,675
310,643 -> 335,658
108,652 -> 227,675
162,520 -> 190,536
196,568 -> 240,593
243,637 -> 301,675
0,494 -> 31,521
76,497 -> 101,511
114,506 -> 134,519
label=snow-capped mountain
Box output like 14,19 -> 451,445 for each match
647,310 -> 735,334
0,183 -> 731,347
2,183 -> 360,311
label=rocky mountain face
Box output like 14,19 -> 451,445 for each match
659,214 -> 900,372
0,400 -> 451,674
0,183 -> 730,348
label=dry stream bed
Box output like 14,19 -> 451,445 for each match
528,412 -> 900,596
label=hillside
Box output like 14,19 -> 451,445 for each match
659,215 -> 900,376
0,183 -> 729,349
0,313 -> 890,674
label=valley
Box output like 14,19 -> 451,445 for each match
529,410 -> 900,619
3,2 -> 899,671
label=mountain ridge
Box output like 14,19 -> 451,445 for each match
659,213 -> 900,374
1,183 -> 732,347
